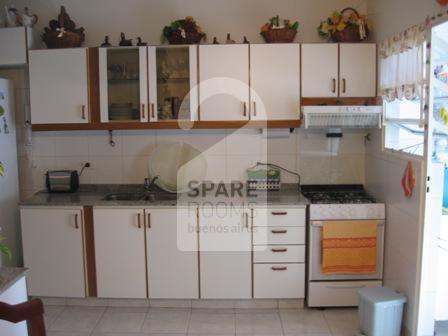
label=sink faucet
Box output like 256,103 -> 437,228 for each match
144,176 -> 160,191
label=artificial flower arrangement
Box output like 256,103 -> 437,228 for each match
260,15 -> 299,43
318,8 -> 369,42
162,16 -> 205,44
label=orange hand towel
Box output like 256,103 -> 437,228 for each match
322,220 -> 377,274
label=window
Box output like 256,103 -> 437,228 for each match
384,99 -> 424,156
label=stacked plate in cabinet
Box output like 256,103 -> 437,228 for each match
252,207 -> 306,299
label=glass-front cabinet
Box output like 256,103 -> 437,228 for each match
148,46 -> 198,122
99,47 -> 148,123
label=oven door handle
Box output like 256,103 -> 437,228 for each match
311,220 -> 385,227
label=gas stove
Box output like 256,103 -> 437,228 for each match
301,184 -> 376,204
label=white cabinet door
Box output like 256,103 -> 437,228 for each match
29,48 -> 89,124
145,208 -> 199,298
301,44 -> 339,97
20,207 -> 86,297
199,45 -> 249,121
93,208 -> 147,298
250,44 -> 300,120
339,43 -> 377,97
199,206 -> 251,298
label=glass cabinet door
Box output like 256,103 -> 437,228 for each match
148,46 -> 198,122
99,47 -> 148,123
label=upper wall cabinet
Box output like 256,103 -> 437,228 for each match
148,45 -> 198,122
301,43 -> 376,98
29,48 -> 89,124
199,45 -> 250,121
250,44 -> 300,120
0,27 -> 40,66
339,43 -> 376,97
99,47 -> 148,123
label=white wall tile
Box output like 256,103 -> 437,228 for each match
204,155 -> 227,183
189,129 -> 227,156
122,156 -> 150,184
121,130 -> 157,157
89,156 -> 123,184
330,154 -> 365,184
226,129 -> 263,156
31,133 -> 56,157
54,132 -> 89,157
88,131 -> 123,157
226,155 -> 261,183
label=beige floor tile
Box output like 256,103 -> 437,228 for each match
47,332 -> 91,336
94,311 -> 146,333
280,308 -> 330,334
188,311 -> 236,334
49,306 -> 105,333
141,308 -> 190,334
323,308 -> 359,336
236,312 -> 282,334
44,306 -> 65,328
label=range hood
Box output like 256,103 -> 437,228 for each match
302,106 -> 382,128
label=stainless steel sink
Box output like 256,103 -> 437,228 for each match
102,192 -> 177,202
102,193 -> 145,201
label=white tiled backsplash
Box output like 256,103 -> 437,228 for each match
0,69 -> 367,200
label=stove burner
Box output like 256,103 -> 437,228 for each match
301,185 -> 376,204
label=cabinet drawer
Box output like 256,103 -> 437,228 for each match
307,281 -> 382,307
253,207 -> 305,227
253,226 -> 305,245
254,263 -> 305,299
254,245 -> 305,263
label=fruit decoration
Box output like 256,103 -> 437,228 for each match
318,8 -> 369,42
42,6 -> 85,48
260,15 -> 299,43
162,16 -> 205,44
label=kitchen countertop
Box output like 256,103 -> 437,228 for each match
20,184 -> 309,207
0,267 -> 27,295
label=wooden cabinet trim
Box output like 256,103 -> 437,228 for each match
83,206 -> 97,297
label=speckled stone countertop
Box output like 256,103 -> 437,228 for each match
20,184 -> 309,207
0,267 -> 27,295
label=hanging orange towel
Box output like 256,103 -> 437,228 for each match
322,220 -> 378,274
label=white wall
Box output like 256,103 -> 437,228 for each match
1,0 -> 366,46
365,1 -> 445,335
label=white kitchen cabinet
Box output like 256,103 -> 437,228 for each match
301,43 -> 376,98
199,45 -> 250,121
301,44 -> 339,97
254,263 -> 305,299
339,43 -> 377,97
20,207 -> 86,297
250,44 -> 300,120
29,48 -> 89,124
148,46 -> 198,122
93,208 -> 147,298
99,47 -> 148,123
0,27 -> 39,66
199,206 -> 251,298
145,208 -> 199,298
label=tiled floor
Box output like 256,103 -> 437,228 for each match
44,305 -> 359,336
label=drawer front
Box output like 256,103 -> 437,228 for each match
254,263 -> 305,299
253,226 -> 305,245
252,207 -> 306,227
307,281 -> 383,307
254,245 -> 305,263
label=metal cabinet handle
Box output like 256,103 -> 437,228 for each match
243,102 -> 247,117
271,248 -> 288,253
253,101 -> 257,116
271,266 -> 287,271
332,78 -> 336,93
342,78 -> 346,93
151,103 -> 155,119
137,213 -> 142,228
74,214 -> 79,229
81,105 -> 86,120
141,104 -> 146,119
271,229 -> 287,234
271,211 -> 287,216
147,213 -> 151,229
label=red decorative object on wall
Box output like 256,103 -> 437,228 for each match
437,0 -> 448,6
401,161 -> 416,198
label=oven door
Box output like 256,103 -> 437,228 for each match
309,220 -> 384,281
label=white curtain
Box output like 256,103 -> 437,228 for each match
379,23 -> 428,102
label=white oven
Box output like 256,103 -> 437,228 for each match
309,219 -> 385,281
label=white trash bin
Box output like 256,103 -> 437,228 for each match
358,287 -> 407,336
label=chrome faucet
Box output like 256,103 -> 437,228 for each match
144,176 -> 160,191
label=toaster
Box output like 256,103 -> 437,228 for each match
46,170 -> 79,193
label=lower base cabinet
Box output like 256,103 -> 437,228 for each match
93,207 -> 199,299
20,207 -> 86,298
254,263 -> 305,299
